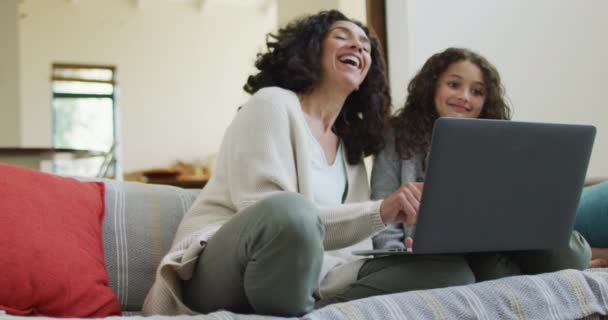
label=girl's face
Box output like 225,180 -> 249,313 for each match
319,20 -> 372,93
434,60 -> 486,118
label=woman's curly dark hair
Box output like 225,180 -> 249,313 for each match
392,47 -> 512,159
244,10 -> 391,165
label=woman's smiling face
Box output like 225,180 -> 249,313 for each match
319,20 -> 372,93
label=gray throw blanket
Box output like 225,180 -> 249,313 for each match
4,268 -> 606,320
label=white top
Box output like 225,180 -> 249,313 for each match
305,126 -> 347,207
143,87 -> 385,315
304,124 -> 349,288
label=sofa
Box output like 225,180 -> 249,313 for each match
1,165 -> 608,319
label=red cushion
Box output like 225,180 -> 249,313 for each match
0,164 -> 121,317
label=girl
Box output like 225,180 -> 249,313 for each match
372,47 -> 592,282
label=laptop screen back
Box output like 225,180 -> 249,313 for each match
412,118 -> 595,254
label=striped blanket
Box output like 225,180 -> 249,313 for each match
306,268 -> 608,320
3,268 -> 606,320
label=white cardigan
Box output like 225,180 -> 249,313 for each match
143,87 -> 385,315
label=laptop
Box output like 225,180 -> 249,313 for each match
353,118 -> 596,256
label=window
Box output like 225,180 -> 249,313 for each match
51,63 -> 118,178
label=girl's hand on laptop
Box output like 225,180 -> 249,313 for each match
404,237 -> 414,251
380,182 -> 424,226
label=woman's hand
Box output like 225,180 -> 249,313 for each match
379,182 -> 423,226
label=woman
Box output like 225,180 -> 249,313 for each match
372,47 -> 592,282
143,11 -> 469,317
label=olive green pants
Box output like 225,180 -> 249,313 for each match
317,231 -> 591,307
316,253 -> 476,308
466,231 -> 591,281
183,192 -> 325,317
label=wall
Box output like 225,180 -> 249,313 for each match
385,0 -> 408,109
0,0 -> 21,146
18,0 -> 277,172
16,0 -> 367,173
277,0 -> 366,26
387,0 -> 608,176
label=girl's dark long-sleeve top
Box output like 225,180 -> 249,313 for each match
370,128 -> 426,249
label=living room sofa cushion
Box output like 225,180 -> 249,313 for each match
575,182 -> 608,247
0,164 -> 121,317
101,180 -> 199,311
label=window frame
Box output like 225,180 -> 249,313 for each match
50,63 -> 118,177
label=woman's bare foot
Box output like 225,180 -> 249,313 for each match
589,258 -> 608,268
589,248 -> 608,268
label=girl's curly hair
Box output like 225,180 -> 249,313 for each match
392,47 -> 512,159
244,10 -> 391,165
